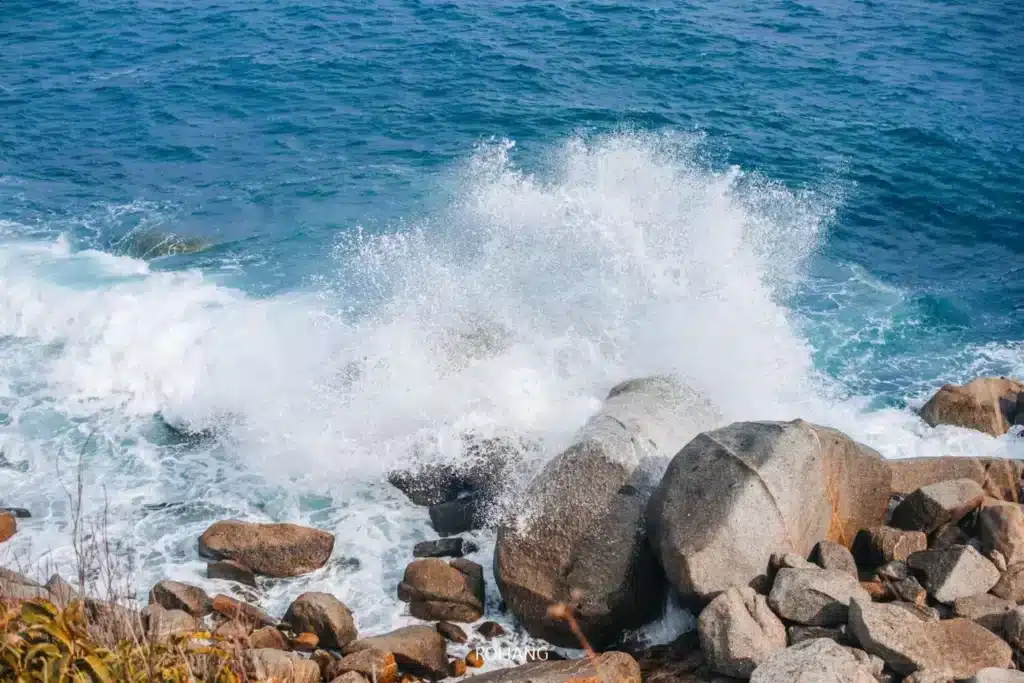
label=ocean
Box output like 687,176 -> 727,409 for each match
1,0 -> 1022,651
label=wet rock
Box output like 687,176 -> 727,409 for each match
389,463 -> 464,507
953,594 -> 1015,633
398,558 -> 484,622
497,377 -> 718,647
458,652 -> 641,683
148,608 -> 197,642
788,624 -> 854,646
890,479 -> 986,534
0,513 -> 17,543
0,507 -> 31,518
435,621 -> 467,643
979,501 -> 1024,566
852,526 -> 927,568
1003,606 -> 1024,650
919,377 -> 1024,437
283,592 -> 358,649
199,520 -> 334,578
649,420 -> 890,605
768,568 -> 871,626
698,585 -> 786,678
208,559 -> 257,587
149,579 -> 212,618
848,598 -> 1013,677
429,493 -> 487,535
249,625 -> 288,650
413,537 -> 478,558
327,649 -> 398,683
750,638 -> 877,683
345,625 -> 449,681
116,229 -> 210,260
248,649 -> 321,683
476,621 -> 506,639
907,545 -> 1000,604
813,540 -> 859,578
389,435 -> 524,508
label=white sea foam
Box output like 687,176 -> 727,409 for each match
0,132 -> 1020,646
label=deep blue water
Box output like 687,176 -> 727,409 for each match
0,0 -> 1022,619
3,0 -> 1022,400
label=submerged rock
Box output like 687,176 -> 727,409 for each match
648,420 -> 890,604
115,229 -> 211,260
495,376 -> 721,648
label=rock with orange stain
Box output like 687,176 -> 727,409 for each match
0,514 -> 17,543
293,632 -> 319,651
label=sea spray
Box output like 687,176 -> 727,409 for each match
0,132 -> 1019,639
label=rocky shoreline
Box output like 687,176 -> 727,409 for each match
2,375 -> 1023,682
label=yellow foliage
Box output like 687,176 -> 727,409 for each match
0,598 -> 244,682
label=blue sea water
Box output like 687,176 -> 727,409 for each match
0,0 -> 1022,641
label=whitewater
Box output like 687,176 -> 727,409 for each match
0,133 -> 1022,652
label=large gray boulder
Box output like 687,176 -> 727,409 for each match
647,420 -> 891,603
750,639 -> 877,683
697,585 -> 786,678
849,598 -> 1012,678
494,377 -> 721,648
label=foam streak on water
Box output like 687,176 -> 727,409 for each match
0,133 -> 1020,645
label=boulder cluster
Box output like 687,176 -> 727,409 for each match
1,373 -> 1022,683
